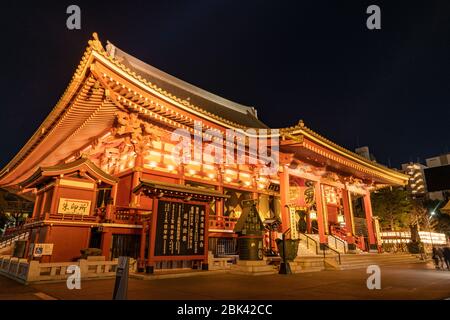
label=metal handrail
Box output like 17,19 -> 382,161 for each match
308,227 -> 341,263
322,243 -> 342,265
329,233 -> 347,254
300,233 -> 319,255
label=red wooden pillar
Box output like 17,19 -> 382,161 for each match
306,213 -> 312,234
131,152 -> 143,207
111,184 -> 118,206
40,191 -> 48,220
138,221 -> 147,271
147,196 -> 158,272
279,166 -> 290,232
179,163 -> 185,184
31,193 -> 41,220
363,192 -> 377,252
314,182 -> 327,247
342,189 -> 355,250
202,205 -> 210,268
216,169 -> 224,224
49,180 -> 60,219
101,231 -> 112,260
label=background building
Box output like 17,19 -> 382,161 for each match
398,153 -> 450,201
355,146 -> 377,162
424,153 -> 450,201
400,162 -> 427,198
425,153 -> 450,168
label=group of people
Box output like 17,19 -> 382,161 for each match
432,246 -> 450,270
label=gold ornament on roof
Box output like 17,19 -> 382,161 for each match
88,32 -> 104,52
114,111 -> 158,148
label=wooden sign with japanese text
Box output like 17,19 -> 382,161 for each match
57,198 -> 91,215
154,200 -> 206,257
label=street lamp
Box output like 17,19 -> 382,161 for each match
427,211 -> 435,248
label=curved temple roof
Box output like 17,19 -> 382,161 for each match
107,42 -> 268,129
0,33 -> 408,188
20,158 -> 118,189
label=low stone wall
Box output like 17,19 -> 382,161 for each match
207,251 -> 236,270
0,255 -> 136,283
0,255 -> 29,282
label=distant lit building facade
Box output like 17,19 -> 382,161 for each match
426,153 -> 450,168
355,146 -> 377,162
425,153 -> 450,201
400,162 -> 427,197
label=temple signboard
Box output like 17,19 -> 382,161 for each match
289,207 -> 299,239
154,200 -> 206,257
57,198 -> 91,215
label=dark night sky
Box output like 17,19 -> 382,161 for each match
0,1 -> 449,169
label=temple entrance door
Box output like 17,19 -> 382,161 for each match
89,228 -> 102,249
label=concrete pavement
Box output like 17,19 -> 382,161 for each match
1,261 -> 449,300
0,276 -> 41,300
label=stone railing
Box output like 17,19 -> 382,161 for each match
0,255 -> 136,284
0,231 -> 29,249
0,256 -> 29,282
207,251 -> 235,270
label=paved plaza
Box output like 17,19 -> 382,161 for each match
0,261 -> 449,300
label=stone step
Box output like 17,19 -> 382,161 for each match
294,266 -> 324,273
336,260 -> 425,270
339,255 -> 418,260
325,254 -> 423,270
230,270 -> 278,276
336,258 -> 419,265
294,257 -> 326,263
229,260 -> 278,276
338,256 -> 419,264
291,255 -> 326,273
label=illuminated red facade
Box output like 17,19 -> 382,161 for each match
0,34 -> 407,269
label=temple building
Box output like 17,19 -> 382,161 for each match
0,34 -> 408,271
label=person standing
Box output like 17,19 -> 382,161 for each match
443,246 -> 450,270
432,247 -> 440,269
436,247 -> 445,270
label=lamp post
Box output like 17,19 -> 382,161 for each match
428,211 -> 435,248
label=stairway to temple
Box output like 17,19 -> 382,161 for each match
324,253 -> 423,270
300,233 -> 346,253
290,255 -> 326,273
297,234 -> 319,256
229,260 -> 279,276
327,234 -> 348,253
290,252 -> 423,273
301,233 -> 360,254
292,232 -> 423,273
0,231 -> 29,255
